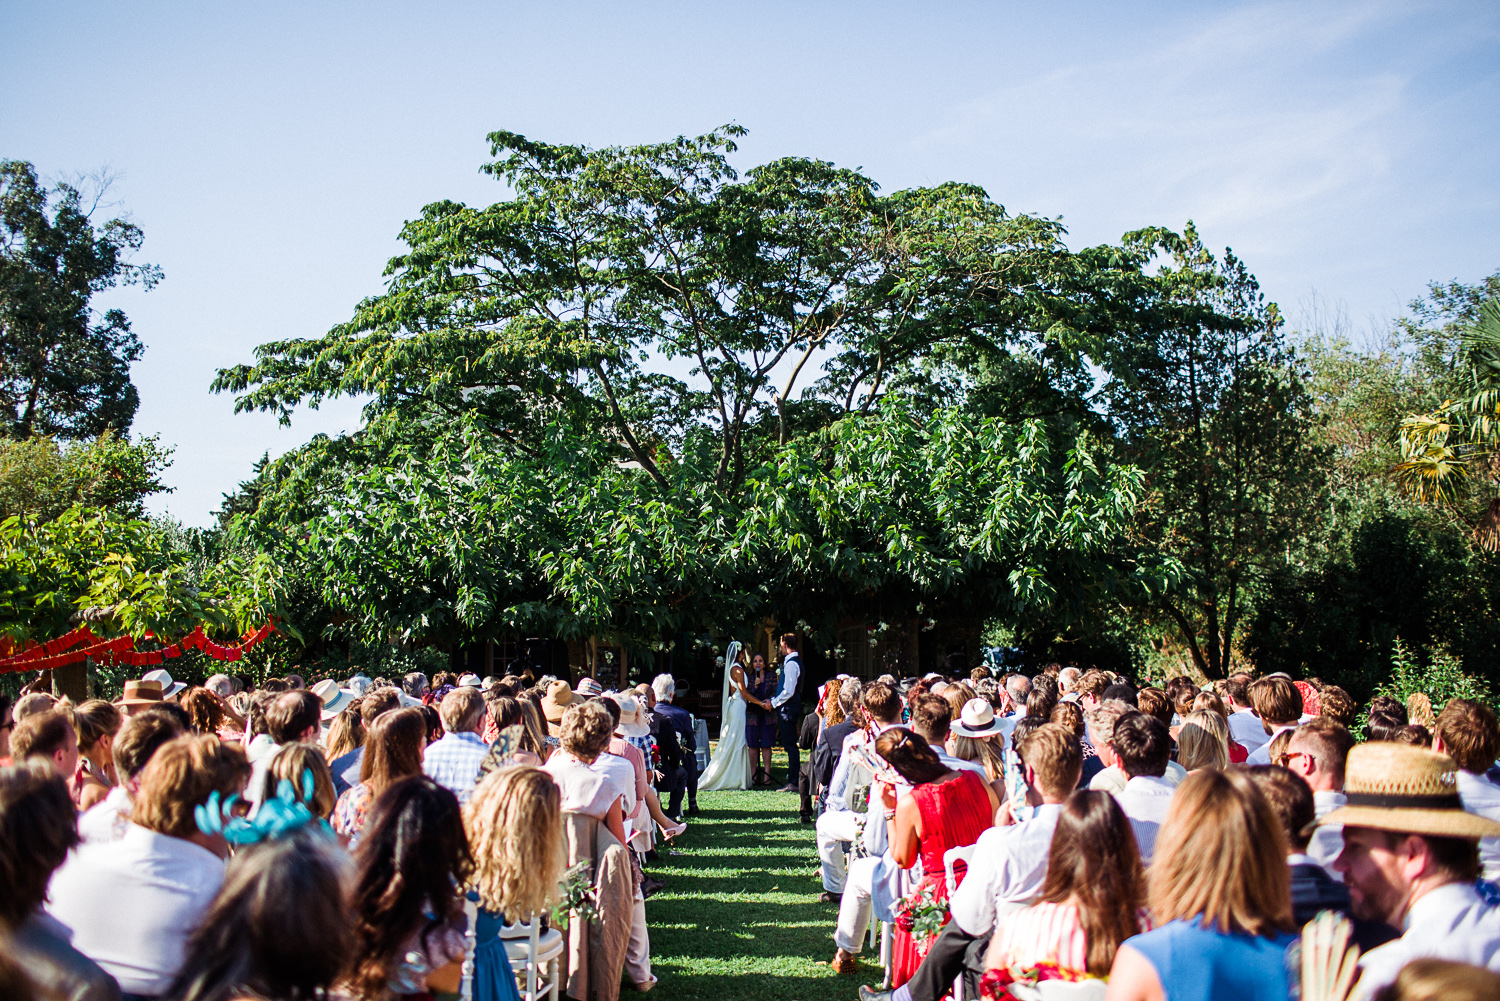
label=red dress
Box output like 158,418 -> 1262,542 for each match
893,769 -> 995,987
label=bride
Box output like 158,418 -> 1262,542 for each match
697,640 -> 754,791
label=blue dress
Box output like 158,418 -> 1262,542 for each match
472,905 -> 523,1001
1125,919 -> 1297,1001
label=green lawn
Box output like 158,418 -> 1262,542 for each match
644,752 -> 872,1001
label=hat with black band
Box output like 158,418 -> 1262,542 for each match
1315,742 -> 1500,840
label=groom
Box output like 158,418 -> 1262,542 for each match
772,633 -> 804,793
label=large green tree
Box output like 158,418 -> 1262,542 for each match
1103,226 -> 1328,679
0,162 -> 161,438
213,127 -> 1227,658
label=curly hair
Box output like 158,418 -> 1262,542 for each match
464,766 -> 563,922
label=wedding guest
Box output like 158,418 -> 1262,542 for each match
1,761 -> 120,1001
258,741 -> 338,820
1246,676 -> 1305,765
346,776 -> 471,1000
544,701 -> 628,845
1109,713 -> 1176,863
651,674 -> 699,813
1284,716 -> 1355,872
1176,709 -> 1230,772
1189,691 -> 1249,762
1370,958 -> 1500,1001
982,790 -> 1147,993
862,724 -> 1082,1001
1244,764 -> 1398,952
48,735 -> 251,998
332,706 -> 426,844
909,695 -> 987,778
163,826 -> 350,1001
541,680 -> 579,739
1318,685 -> 1358,730
464,766 -> 560,1001
1223,674 -> 1270,753
1320,743 -> 1500,998
880,727 -> 999,987
1432,698 -> 1500,882
328,686 -> 403,794
62,700 -> 121,810
245,691 -> 320,809
1105,768 -> 1298,1001
179,687 -> 224,736
423,686 -> 490,804
818,681 -> 904,902
811,681 -> 863,808
1086,703 -> 1186,795
10,710 -> 79,780
1364,696 -> 1409,743
323,701 -> 365,762
78,709 -> 184,845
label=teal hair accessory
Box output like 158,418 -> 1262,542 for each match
194,767 -> 333,845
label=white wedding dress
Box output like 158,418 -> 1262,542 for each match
697,640 -> 753,791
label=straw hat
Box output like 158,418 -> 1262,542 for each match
951,698 -> 1006,738
116,679 -> 164,707
142,668 -> 186,699
612,694 -> 650,739
542,680 -> 578,723
1316,742 -> 1500,839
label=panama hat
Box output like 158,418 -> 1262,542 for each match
612,694 -> 650,739
951,698 -> 1007,738
311,679 -> 354,719
458,673 -> 482,688
542,680 -> 579,723
141,668 -> 186,699
1316,742 -> 1500,840
116,679 -> 164,707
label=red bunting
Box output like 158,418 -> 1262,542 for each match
0,620 -> 277,675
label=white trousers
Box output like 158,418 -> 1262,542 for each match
833,855 -> 879,952
816,809 -> 861,893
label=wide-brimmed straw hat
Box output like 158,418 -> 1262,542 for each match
951,698 -> 1007,738
542,680 -> 578,723
311,678 -> 354,719
1316,742 -> 1500,840
116,679 -> 164,707
142,668 -> 186,699
612,694 -> 650,739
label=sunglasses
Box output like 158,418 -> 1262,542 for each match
1276,751 -> 1309,768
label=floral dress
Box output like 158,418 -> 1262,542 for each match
333,782 -> 376,844
980,900 -> 1151,998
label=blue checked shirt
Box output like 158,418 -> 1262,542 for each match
422,730 -> 490,803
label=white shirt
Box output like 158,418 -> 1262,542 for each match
1113,774 -> 1177,863
1307,789 -> 1346,876
1457,769 -> 1500,882
937,749 -> 989,778
1245,724 -> 1297,765
591,751 -> 638,818
1088,759 -> 1187,795
77,785 -> 131,845
1228,708 -> 1270,751
771,653 -> 802,709
1353,881 -> 1500,1000
948,803 -> 1062,937
46,823 -> 225,996
243,738 -> 282,808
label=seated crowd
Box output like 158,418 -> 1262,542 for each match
805,664 -> 1500,1001
0,664 -> 707,1001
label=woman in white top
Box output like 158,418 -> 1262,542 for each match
544,701 -> 628,844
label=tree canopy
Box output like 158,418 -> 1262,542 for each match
0,161 -> 161,439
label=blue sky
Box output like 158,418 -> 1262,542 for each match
3,0 -> 1497,525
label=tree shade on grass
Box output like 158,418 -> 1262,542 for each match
645,757 -> 863,1000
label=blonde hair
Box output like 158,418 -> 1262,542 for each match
1177,710 -> 1230,771
324,707 -> 364,761
1374,957 -> 1500,1001
1148,769 -> 1293,938
263,741 -> 338,819
1191,691 -> 1229,721
464,766 -> 563,922
948,734 -> 1004,781
1406,692 -> 1435,729
823,679 -> 845,726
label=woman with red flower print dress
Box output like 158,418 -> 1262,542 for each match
877,727 -> 1000,988
980,789 -> 1149,998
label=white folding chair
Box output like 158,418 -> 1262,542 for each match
501,915 -> 564,1001
943,844 -> 975,896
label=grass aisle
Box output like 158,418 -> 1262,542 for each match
645,757 -> 866,1001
